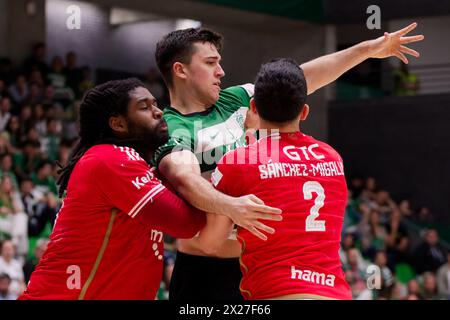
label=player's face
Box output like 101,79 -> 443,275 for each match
185,42 -> 225,106
126,87 -> 169,149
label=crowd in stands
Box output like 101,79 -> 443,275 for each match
342,176 -> 449,299
0,42 -> 448,300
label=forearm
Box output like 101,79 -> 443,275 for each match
301,40 -> 371,94
137,188 -> 206,239
171,170 -> 235,216
198,213 -> 235,254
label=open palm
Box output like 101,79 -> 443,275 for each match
370,22 -> 424,64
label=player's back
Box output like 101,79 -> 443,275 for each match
215,131 -> 351,299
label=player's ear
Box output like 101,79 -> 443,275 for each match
300,104 -> 309,121
109,115 -> 128,135
173,62 -> 188,81
250,98 -> 258,115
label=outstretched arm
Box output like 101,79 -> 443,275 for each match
302,22 -> 424,94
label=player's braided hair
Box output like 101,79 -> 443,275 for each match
57,78 -> 144,198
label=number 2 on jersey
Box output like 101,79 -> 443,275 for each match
303,181 -> 326,232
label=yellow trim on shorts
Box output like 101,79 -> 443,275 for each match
237,234 -> 252,298
78,208 -> 118,300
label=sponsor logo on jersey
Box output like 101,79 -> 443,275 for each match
195,107 -> 247,153
132,169 -> 154,190
290,266 -> 336,287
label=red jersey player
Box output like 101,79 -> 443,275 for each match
207,59 -> 352,299
19,79 -> 206,300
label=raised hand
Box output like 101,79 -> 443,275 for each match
368,22 -> 424,64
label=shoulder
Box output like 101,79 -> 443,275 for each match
220,84 -> 254,99
84,144 -> 147,170
217,84 -> 254,110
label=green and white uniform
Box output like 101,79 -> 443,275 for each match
153,84 -> 254,173
152,83 -> 254,301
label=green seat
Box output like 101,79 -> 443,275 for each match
395,263 -> 416,284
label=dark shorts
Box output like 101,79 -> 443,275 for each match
169,251 -> 244,301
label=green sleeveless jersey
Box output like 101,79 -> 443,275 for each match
153,84 -> 254,173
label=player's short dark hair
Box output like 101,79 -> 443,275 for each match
155,28 -> 223,88
57,78 -> 144,198
254,58 -> 307,124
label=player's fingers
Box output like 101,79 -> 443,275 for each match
254,221 -> 275,235
400,45 -> 420,57
254,212 -> 283,221
396,22 -> 417,36
400,35 -> 424,44
249,226 -> 268,241
247,194 -> 265,205
395,51 -> 409,64
254,204 -> 282,215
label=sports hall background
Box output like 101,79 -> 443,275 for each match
0,0 -> 449,300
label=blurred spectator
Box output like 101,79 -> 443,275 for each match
385,207 -> 411,271
0,272 -> 17,300
394,63 -> 419,96
0,96 -> 12,132
413,229 -> 447,274
415,205 -> 434,224
64,51 -> 83,99
19,104 -> 34,139
21,177 -> 57,238
47,56 -> 74,104
41,118 -> 62,162
31,161 -> 58,196
407,279 -> 422,299
13,140 -> 42,180
359,209 -> 387,260
374,190 -> 397,223
374,250 -> 395,289
421,272 -> 440,300
28,70 -> 45,90
343,248 -> 371,299
22,42 -> 49,78
57,139 -> 74,168
33,103 -> 47,137
26,82 -> 44,106
349,176 -> 365,199
0,154 -> 18,189
436,252 -> 450,299
23,238 -> 49,284
399,199 -> 414,218
0,240 -> 25,296
4,116 -> 21,151
360,177 -> 378,202
8,75 -> 29,107
0,176 -> 28,257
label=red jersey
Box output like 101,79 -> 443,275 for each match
212,132 -> 352,300
20,144 -> 205,300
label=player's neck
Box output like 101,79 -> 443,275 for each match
258,120 -> 300,135
169,86 -> 210,114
